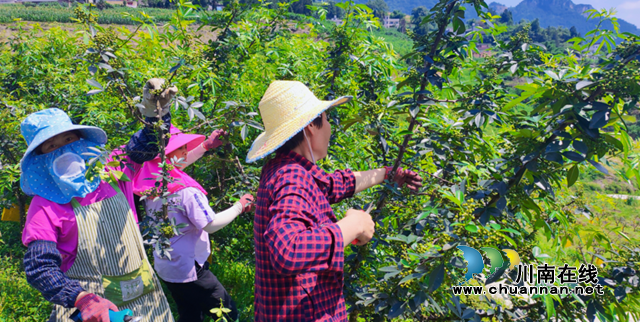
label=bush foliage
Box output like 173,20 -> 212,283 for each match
2,1 -> 640,321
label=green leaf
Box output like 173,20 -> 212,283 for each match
545,70 -> 559,81
504,88 -> 538,109
567,164 -> 579,187
620,131 -> 632,154
545,295 -> 556,319
464,224 -> 478,233
399,272 -> 424,284
428,263 -> 445,292
576,80 -> 594,90
499,228 -> 521,235
588,159 -> 609,175
86,78 -> 103,89
603,134 -> 623,151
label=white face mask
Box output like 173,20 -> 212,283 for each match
52,152 -> 86,180
303,130 -> 316,164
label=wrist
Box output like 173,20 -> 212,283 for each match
384,166 -> 393,180
74,292 -> 90,307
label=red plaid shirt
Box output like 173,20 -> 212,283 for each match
254,151 -> 355,322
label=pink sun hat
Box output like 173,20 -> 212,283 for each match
165,124 -> 206,156
132,125 -> 207,197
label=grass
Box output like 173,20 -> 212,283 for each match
210,254 -> 256,321
371,27 -> 413,56
0,221 -> 52,322
0,3 -> 176,25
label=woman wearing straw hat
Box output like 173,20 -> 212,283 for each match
20,78 -> 176,322
133,125 -> 254,322
247,80 -> 423,322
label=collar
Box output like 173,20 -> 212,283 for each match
278,150 -> 331,186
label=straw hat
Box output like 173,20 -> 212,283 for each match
246,81 -> 352,163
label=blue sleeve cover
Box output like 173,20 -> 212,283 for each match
24,240 -> 85,308
125,113 -> 172,164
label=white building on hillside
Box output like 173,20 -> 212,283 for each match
329,15 -> 401,29
382,16 -> 400,28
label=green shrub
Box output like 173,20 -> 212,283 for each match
0,222 -> 52,322
582,181 -> 603,192
604,181 -> 634,194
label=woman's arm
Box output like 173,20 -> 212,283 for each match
125,113 -> 171,164
24,240 -> 85,308
203,202 -> 243,234
203,194 -> 253,233
183,143 -> 207,169
353,167 -> 423,194
353,168 -> 386,194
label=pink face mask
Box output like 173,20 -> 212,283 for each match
133,158 -> 207,197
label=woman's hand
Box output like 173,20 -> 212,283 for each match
239,194 -> 255,213
203,129 -> 228,151
385,166 -> 423,191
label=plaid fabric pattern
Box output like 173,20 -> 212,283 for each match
254,151 -> 355,322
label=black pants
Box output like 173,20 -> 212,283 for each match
163,261 -> 238,322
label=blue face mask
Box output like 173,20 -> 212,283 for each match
21,139 -> 102,204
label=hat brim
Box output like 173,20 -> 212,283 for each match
153,133 -> 205,163
246,96 -> 352,163
20,125 -> 107,168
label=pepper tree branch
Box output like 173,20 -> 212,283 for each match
347,2 -> 459,320
476,122 -> 569,219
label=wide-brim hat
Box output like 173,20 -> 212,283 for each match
20,108 -> 107,168
157,124 -> 205,160
246,81 -> 352,163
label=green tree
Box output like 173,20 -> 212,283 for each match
290,0 -> 312,15
411,6 -> 431,36
326,1 -> 344,19
390,9 -> 404,19
570,25 -> 579,37
365,0 -> 388,19
531,18 -> 541,34
500,8 -> 513,25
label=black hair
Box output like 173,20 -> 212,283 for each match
36,130 -> 83,154
276,114 -> 324,154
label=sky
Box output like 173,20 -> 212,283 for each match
495,0 -> 640,27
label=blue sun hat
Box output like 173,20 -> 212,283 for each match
20,108 -> 108,203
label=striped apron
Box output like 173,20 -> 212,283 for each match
52,183 -> 174,322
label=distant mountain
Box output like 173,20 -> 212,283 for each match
360,0 -> 638,35
488,2 -> 508,14
506,0 -> 638,34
